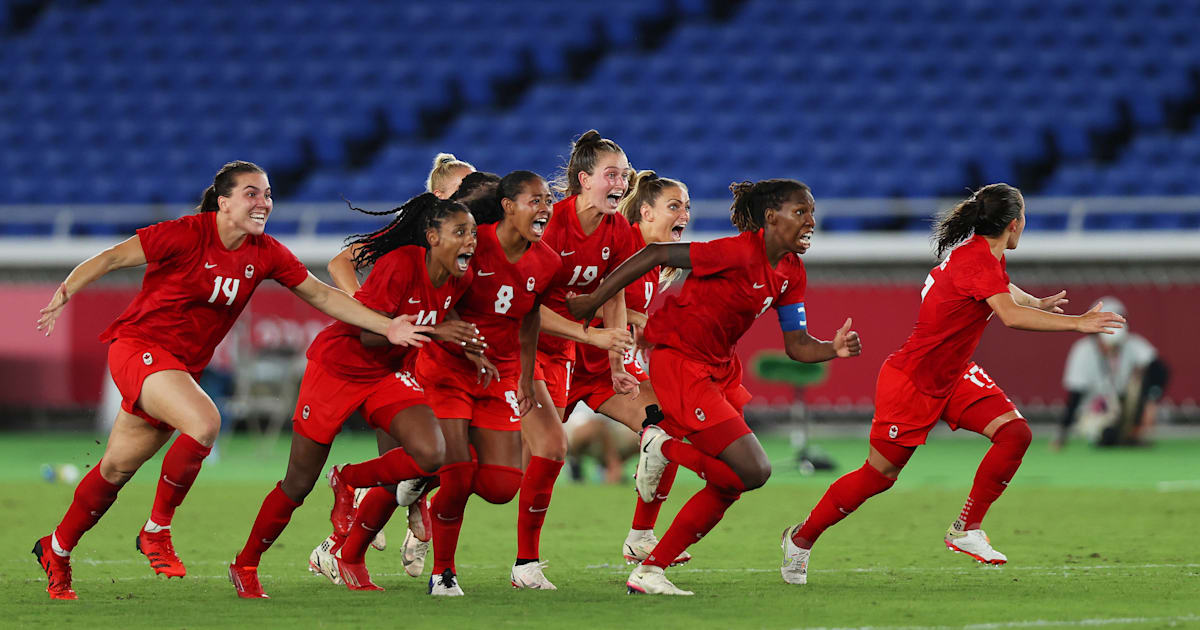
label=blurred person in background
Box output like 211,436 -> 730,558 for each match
32,161 -> 424,601
1055,296 -> 1168,449
564,403 -> 639,484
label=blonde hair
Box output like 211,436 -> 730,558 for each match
619,170 -> 687,289
551,130 -> 626,197
426,153 -> 475,196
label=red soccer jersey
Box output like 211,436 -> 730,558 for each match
645,229 -> 806,365
575,224 -> 661,375
427,222 -> 562,369
886,235 -> 1011,397
306,245 -> 472,382
537,195 -> 637,364
99,213 -> 309,373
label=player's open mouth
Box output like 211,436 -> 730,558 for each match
455,252 -> 473,272
606,192 -> 623,209
249,211 -> 268,226
670,219 -> 688,241
530,215 -> 549,236
798,230 -> 813,246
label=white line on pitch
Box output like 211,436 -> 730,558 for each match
790,613 -> 1200,630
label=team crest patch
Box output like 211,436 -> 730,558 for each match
142,352 -> 153,366
781,280 -> 788,293
443,296 -> 451,309
244,264 -> 254,279
526,277 -> 535,291
302,405 -> 310,420
601,247 -> 610,260
889,425 -> 898,439
694,407 -> 706,422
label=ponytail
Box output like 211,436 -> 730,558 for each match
933,183 -> 1023,258
729,178 -> 810,232
552,129 -> 626,197
345,193 -> 469,269
195,160 -> 265,213
426,152 -> 475,196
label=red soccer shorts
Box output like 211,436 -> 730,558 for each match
536,350 -> 572,410
292,359 -> 427,445
414,351 -> 523,432
648,346 -> 753,453
107,338 -> 201,431
870,360 -> 1019,447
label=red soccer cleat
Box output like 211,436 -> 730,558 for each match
228,563 -> 269,599
32,535 -> 77,600
328,464 -> 356,539
336,554 -> 384,591
136,528 -> 187,578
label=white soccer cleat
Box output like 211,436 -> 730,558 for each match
400,528 -> 429,578
353,488 -> 387,551
395,477 -> 430,507
308,535 -> 344,585
428,568 -> 464,596
622,529 -> 691,566
780,524 -> 810,585
635,426 -> 670,503
510,561 -> 557,590
625,564 -> 693,596
944,527 -> 1008,565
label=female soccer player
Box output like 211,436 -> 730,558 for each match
778,183 -> 1126,586
511,129 -> 650,589
412,170 -> 565,596
31,161 -> 427,601
568,178 -> 863,595
230,192 -> 487,598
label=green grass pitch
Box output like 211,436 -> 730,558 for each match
2,430 -> 1197,629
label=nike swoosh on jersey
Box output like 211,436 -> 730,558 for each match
477,270 -> 495,276
204,263 -> 217,269
560,250 -> 575,256
407,298 -> 421,304
753,282 -> 766,289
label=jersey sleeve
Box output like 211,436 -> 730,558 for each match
136,217 -> 198,263
354,253 -> 408,315
264,236 -> 310,288
952,256 -> 1010,302
688,235 -> 743,278
778,258 -> 808,306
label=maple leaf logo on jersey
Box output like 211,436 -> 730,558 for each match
302,405 -> 310,420
443,296 -> 451,309
601,247 -> 610,260
142,352 -> 153,366
694,407 -> 706,422
526,277 -> 535,292
244,264 -> 254,279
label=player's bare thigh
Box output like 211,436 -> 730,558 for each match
440,417 -> 472,463
98,409 -> 174,485
136,369 -> 221,446
596,379 -> 660,433
521,380 -> 567,461
385,405 -> 446,473
471,426 -> 523,469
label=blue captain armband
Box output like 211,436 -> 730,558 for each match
777,302 -> 807,331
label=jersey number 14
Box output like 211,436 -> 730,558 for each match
207,276 -> 241,306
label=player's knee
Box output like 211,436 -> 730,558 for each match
472,465 -> 522,504
98,459 -> 136,486
994,419 -> 1032,451
738,459 -> 772,491
409,441 -> 446,475
179,412 -> 220,447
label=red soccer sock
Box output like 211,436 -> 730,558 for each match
516,456 -> 563,560
234,482 -> 302,567
631,462 -> 678,530
53,462 -> 121,552
794,461 -> 896,548
339,487 -> 398,564
430,461 -> 476,574
339,447 -> 433,488
149,434 -> 211,526
955,420 -> 1031,530
643,482 -> 740,569
660,439 -> 742,492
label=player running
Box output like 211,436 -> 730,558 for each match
778,183 -> 1126,586
230,192 -> 489,598
568,178 -> 862,595
32,161 -> 424,600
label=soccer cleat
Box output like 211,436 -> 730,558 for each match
136,528 -> 187,578
308,535 -> 344,585
228,563 -> 269,599
353,488 -> 387,551
779,524 -> 810,585
395,476 -> 431,507
622,529 -> 691,566
400,528 -> 430,578
328,464 -> 356,539
32,535 -> 77,600
510,561 -> 557,590
408,496 -> 431,542
336,553 -> 384,591
635,426 -> 670,503
944,527 -> 1008,565
625,564 -> 693,596
428,568 -> 465,596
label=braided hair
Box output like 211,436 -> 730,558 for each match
450,171 -> 502,225
196,161 -> 265,213
344,193 -> 469,270
932,183 -> 1023,258
728,179 -> 811,232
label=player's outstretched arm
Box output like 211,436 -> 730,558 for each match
986,292 -> 1124,333
289,274 -> 433,346
516,308 -> 540,416
326,243 -> 365,294
38,236 -> 148,336
566,242 -> 691,324
783,318 -> 861,363
538,305 -> 634,352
